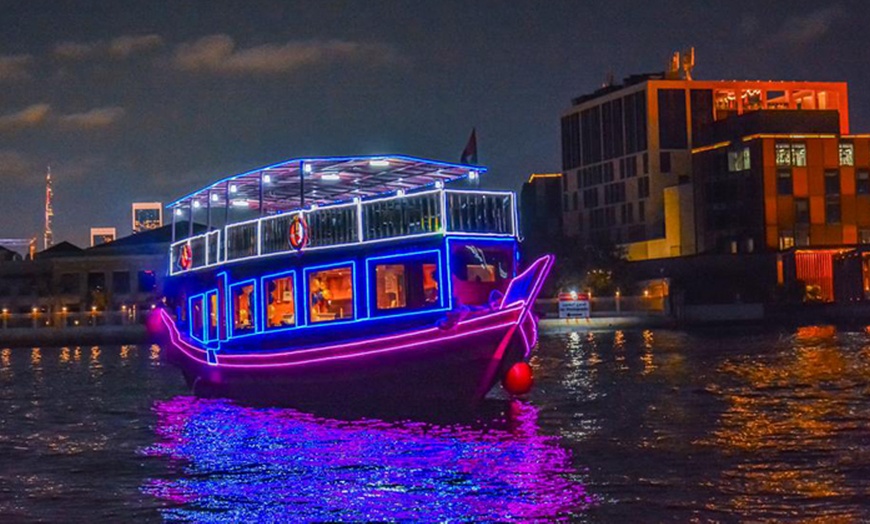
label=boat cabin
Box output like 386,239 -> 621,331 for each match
165,155 -> 521,352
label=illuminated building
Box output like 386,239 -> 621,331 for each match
90,227 -> 117,247
560,59 -> 848,260
132,202 -> 163,233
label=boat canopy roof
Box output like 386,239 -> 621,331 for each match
167,155 -> 485,213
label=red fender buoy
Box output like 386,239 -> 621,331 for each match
502,362 -> 533,395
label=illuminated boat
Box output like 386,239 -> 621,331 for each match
153,155 -> 553,407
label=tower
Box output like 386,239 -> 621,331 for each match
44,166 -> 53,250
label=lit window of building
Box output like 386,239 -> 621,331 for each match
857,170 -> 870,194
728,147 -> 750,172
839,142 -> 854,166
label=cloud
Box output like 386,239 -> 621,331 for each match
0,149 -> 35,180
0,104 -> 124,132
0,54 -> 33,81
53,41 -> 98,60
0,104 -> 51,131
771,6 -> 846,45
57,107 -> 125,129
172,34 -> 402,74
108,34 -> 164,58
54,34 -> 163,60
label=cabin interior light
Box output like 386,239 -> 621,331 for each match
397,189 -> 406,197
211,193 -> 219,202
303,163 -> 313,174
193,201 -> 201,208
369,159 -> 390,167
175,208 -> 183,216
263,174 -> 271,183
321,173 -> 340,181
435,180 -> 444,189
468,170 -> 479,181
230,184 -> 238,193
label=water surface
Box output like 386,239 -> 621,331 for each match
1,325 -> 869,521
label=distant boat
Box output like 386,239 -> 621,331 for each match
152,155 -> 553,407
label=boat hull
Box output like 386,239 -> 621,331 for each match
153,254 -> 554,408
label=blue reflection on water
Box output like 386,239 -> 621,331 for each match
141,397 -> 594,521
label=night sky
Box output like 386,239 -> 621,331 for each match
1,0 -> 867,247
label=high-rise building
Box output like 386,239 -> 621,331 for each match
44,166 -> 53,250
560,62 -> 848,261
132,202 -> 163,233
90,227 -> 117,247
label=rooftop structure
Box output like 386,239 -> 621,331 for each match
168,155 -> 516,276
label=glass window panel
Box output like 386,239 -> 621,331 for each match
857,171 -> 870,195
232,283 -> 255,333
775,143 -> 791,166
376,264 -> 407,310
309,266 -> 353,323
265,274 -> 296,329
839,143 -> 854,166
777,170 -> 793,195
791,143 -> 807,166
190,296 -> 204,339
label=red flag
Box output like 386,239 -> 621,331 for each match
460,128 -> 478,165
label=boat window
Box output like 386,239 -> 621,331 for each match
190,295 -> 204,340
451,244 -> 513,283
372,256 -> 441,313
264,273 -> 296,329
308,266 -> 354,323
231,282 -> 256,335
375,265 -> 406,309
207,292 -> 218,340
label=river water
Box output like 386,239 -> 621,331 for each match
1,326 -> 869,522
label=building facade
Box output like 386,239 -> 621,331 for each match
560,74 -> 848,260
520,173 -> 563,261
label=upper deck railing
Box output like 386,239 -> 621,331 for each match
169,189 -> 517,275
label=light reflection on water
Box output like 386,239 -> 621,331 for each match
141,397 -> 594,522
1,325 -> 870,521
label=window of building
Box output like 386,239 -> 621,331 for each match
638,201 -> 646,222
572,191 -> 579,211
308,265 -> 354,323
792,143 -> 807,166
795,228 -> 810,247
857,170 -> 870,195
776,142 -> 806,166
660,152 -> 671,173
824,170 -> 840,195
138,270 -> 157,293
112,271 -> 130,295
795,199 -> 809,224
264,272 -> 296,329
638,177 -> 650,198
779,232 -> 795,250
777,170 -> 793,195
87,272 -> 105,292
825,199 -> 841,224
563,193 -> 569,211
839,142 -> 854,166
775,143 -> 791,166
859,229 -> 870,244
231,282 -> 256,334
642,153 -> 649,174
727,147 -> 751,172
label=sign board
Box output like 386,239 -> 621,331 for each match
558,292 -> 590,319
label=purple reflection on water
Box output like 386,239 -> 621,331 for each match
141,397 -> 595,521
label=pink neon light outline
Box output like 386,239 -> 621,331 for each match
161,310 -> 516,369
160,254 -> 553,371
163,301 -> 525,361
